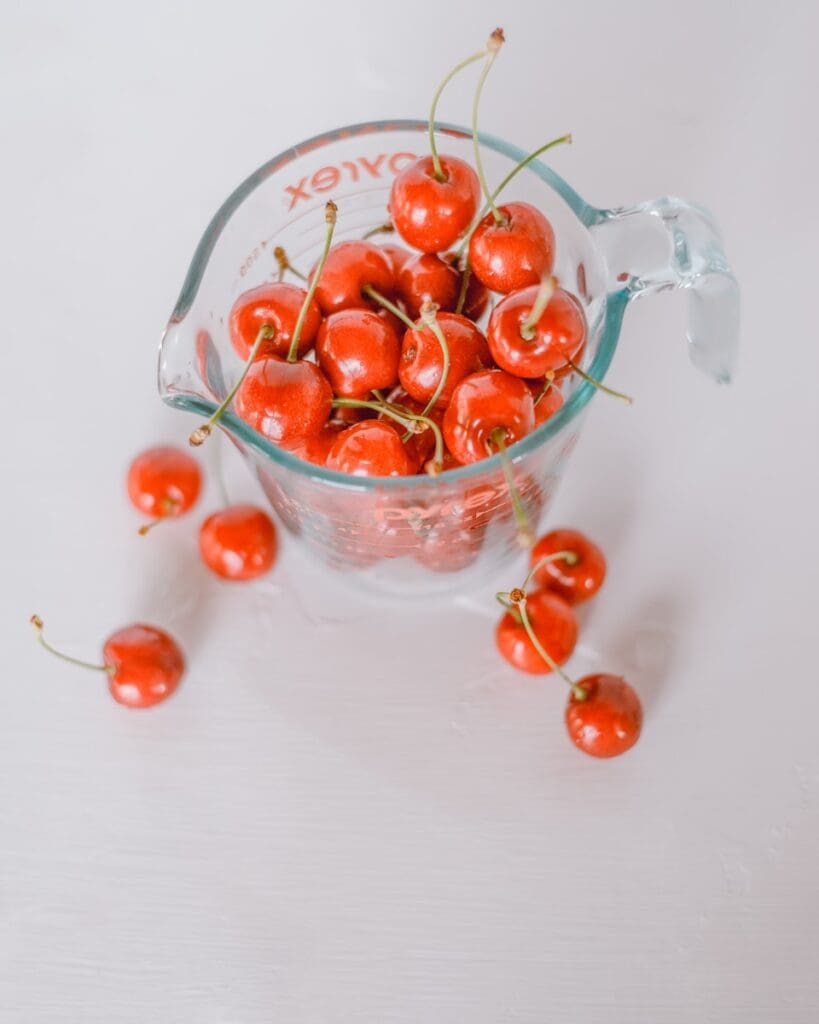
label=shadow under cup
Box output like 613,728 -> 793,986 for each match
158,120 -> 738,596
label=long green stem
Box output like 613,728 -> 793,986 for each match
487,428 -> 534,548
332,397 -> 444,471
274,246 -> 307,282
428,45 -> 489,181
288,201 -> 337,362
362,221 -> 394,240
520,275 -> 557,340
361,284 -> 418,332
457,133 -> 572,257
471,30 -> 506,224
568,359 -> 633,405
515,599 -> 586,698
419,302 -> 450,418
454,260 -> 471,316
533,372 -> 556,408
30,615 -> 113,675
190,324 -> 274,446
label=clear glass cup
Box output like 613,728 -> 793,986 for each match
158,119 -> 739,595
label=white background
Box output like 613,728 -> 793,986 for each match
2,1 -> 818,1021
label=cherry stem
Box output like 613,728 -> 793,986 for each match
454,260 -> 471,316
274,246 -> 307,283
521,549 -> 579,592
512,597 -> 587,699
520,275 -> 557,341
29,615 -> 113,675
287,200 -> 337,362
190,324 -> 274,446
362,221 -> 394,240
428,42 -> 490,181
418,302 -> 450,418
487,427 -> 534,548
137,496 -> 178,536
212,431 -> 232,508
533,371 -> 556,407
568,359 -> 633,405
361,284 -> 418,332
495,592 -> 522,623
471,29 -> 506,224
332,397 -> 444,473
457,133 -> 572,258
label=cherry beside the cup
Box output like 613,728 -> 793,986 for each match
565,674 -> 642,758
495,589 -> 578,674
199,504 -> 278,581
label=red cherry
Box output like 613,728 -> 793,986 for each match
294,420 -> 347,465
228,282 -> 321,361
396,253 -> 459,319
531,383 -> 565,427
443,369 -> 535,464
375,305 -> 408,339
389,155 -> 480,253
103,624 -> 186,708
316,309 -> 400,397
332,403 -> 375,425
127,446 -> 201,521
199,504 -> 277,581
461,268 -> 490,321
400,312 -> 491,410
327,420 -> 412,477
311,241 -> 394,316
235,356 -> 332,446
469,202 -> 555,293
381,243 -> 412,276
495,589 -> 577,674
488,285 -> 586,377
531,528 -> 606,604
565,675 -> 642,758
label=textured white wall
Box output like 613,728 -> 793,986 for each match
2,0 -> 817,1021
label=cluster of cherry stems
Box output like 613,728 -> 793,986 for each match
31,29 -> 641,759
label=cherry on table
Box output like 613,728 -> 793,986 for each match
127,446 -> 202,535
199,504 -> 277,581
565,674 -> 642,758
31,615 -> 184,709
530,528 -> 606,604
495,589 -> 578,674
469,201 -> 555,294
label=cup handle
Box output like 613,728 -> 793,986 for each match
592,197 -> 740,383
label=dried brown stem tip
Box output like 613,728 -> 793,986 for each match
488,28 -> 505,51
189,425 -> 211,447
30,614 -> 44,631
509,588 -> 525,604
325,200 -> 338,224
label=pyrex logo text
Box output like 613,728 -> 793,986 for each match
284,152 -> 417,209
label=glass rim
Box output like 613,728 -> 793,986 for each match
160,117 -> 630,490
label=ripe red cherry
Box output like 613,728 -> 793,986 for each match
380,387 -> 443,471
381,243 -> 412,276
469,202 -> 555,293
389,155 -> 480,253
495,589 -> 578,674
199,504 -> 277,581
127,446 -> 201,521
488,285 -> 586,377
443,369 -> 535,464
531,383 -> 565,427
400,312 -> 491,409
565,675 -> 642,758
531,528 -> 606,604
103,624 -> 186,708
235,356 -> 332,446
228,282 -> 321,361
460,268 -> 490,322
316,309 -> 400,397
327,420 -> 412,477
311,241 -> 394,316
293,421 -> 347,465
31,615 -> 184,709
396,254 -> 459,319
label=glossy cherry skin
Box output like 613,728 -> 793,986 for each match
311,241 -> 394,316
229,282 -> 321,360
293,421 -> 347,465
327,420 -> 412,477
488,286 -> 586,377
234,356 -> 332,446
565,675 -> 642,758
400,313 -> 491,410
495,589 -> 578,675
316,309 -> 400,397
127,447 -> 201,518
443,370 -> 535,465
396,254 -> 459,319
103,624 -> 185,708
389,155 -> 480,253
469,202 -> 555,293
199,504 -> 277,581
532,383 -> 565,427
381,243 -> 412,276
531,528 -> 606,604
461,270 -> 490,322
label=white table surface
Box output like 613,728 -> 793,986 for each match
3,1 -> 818,1021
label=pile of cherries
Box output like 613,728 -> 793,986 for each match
30,28 -> 643,759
